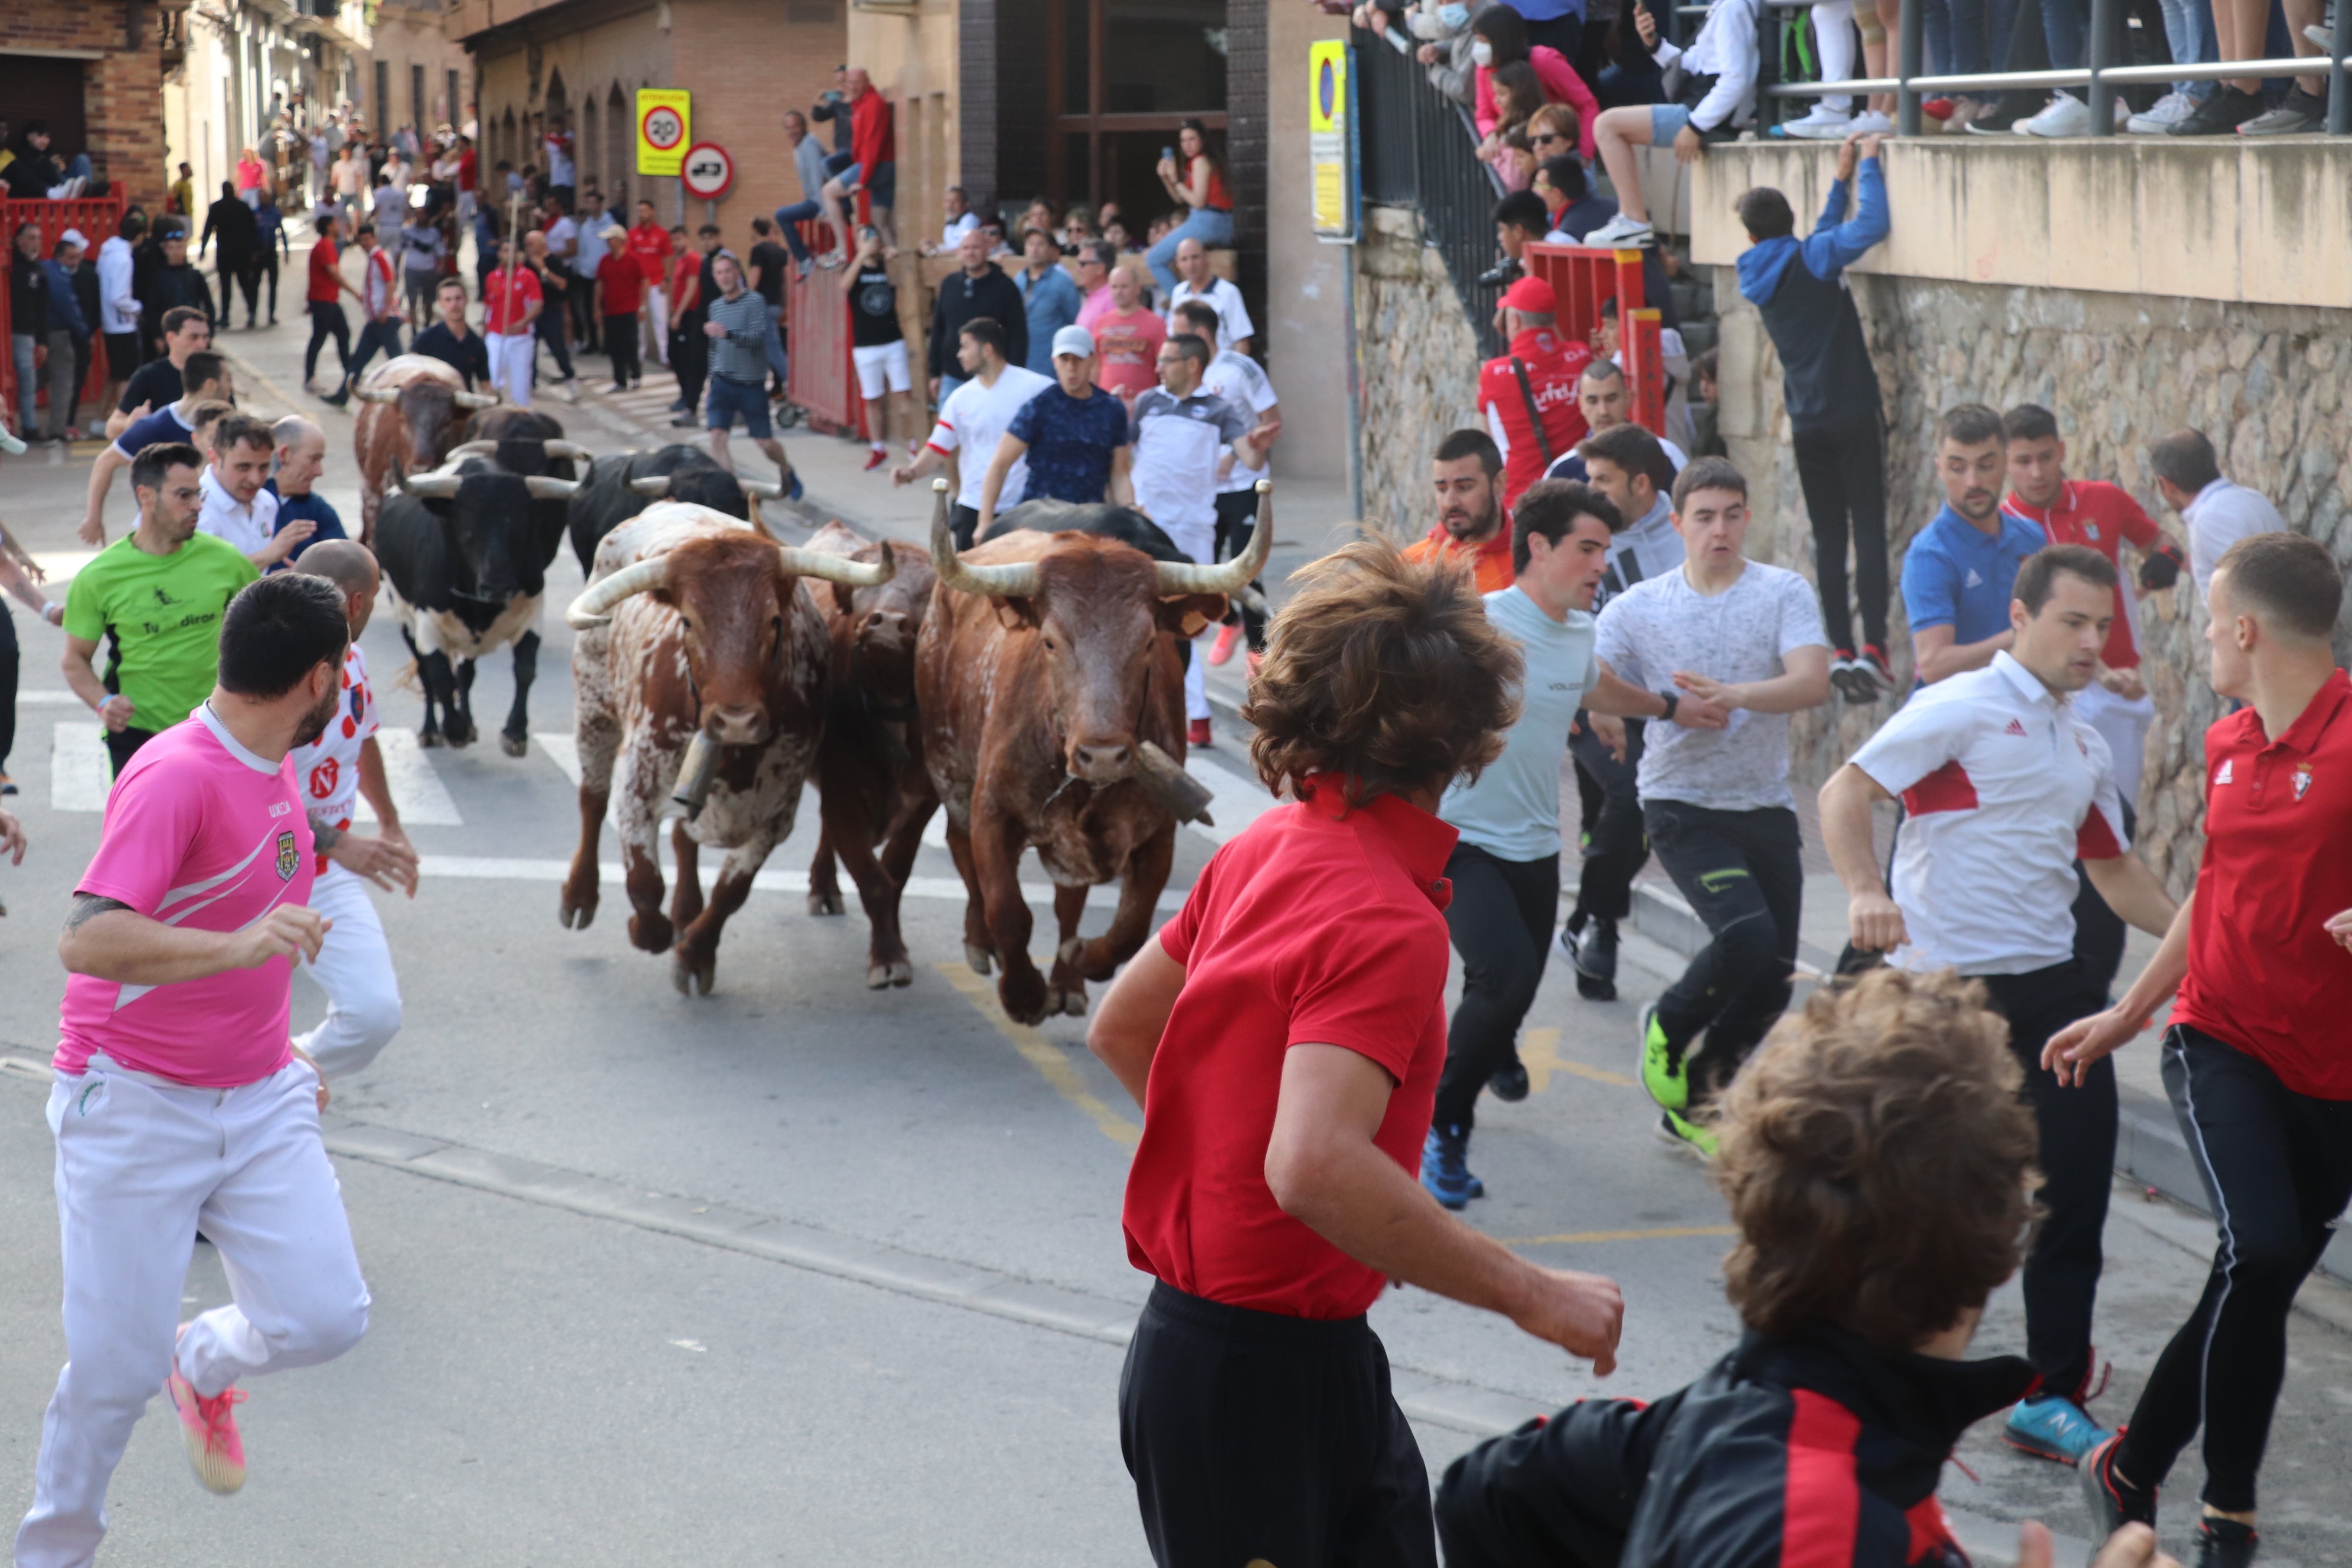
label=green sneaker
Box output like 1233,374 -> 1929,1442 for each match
1639,1003 -> 1688,1110
1657,1109 -> 1718,1159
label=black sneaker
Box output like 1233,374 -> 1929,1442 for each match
2195,1517 -> 2258,1568
1488,1061 -> 1531,1102
1574,917 -> 1619,1001
2080,1433 -> 2158,1536
0,773 -> 16,795
2170,86 -> 2266,135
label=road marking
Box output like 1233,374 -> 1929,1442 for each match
30,551 -> 97,582
1520,1028 -> 1638,1093
46,717 -> 463,824
352,729 -> 463,826
1499,1225 -> 1738,1247
535,731 -> 582,785
1181,751 -> 1277,846
417,853 -> 1190,912
935,962 -> 1142,1149
18,690 -> 86,705
49,722 -> 112,812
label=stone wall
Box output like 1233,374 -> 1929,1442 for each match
1713,268 -> 2352,890
1354,207 -> 1484,542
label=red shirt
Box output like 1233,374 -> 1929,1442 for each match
1125,776 -> 1458,1319
1185,153 -> 1233,212
594,253 -> 643,316
456,148 -> 477,192
2172,670 -> 2352,1100
1089,305 -> 1166,398
306,237 -> 341,304
482,265 -> 542,335
851,87 -> 895,172
628,222 -> 674,288
670,253 -> 701,313
1403,525 -> 1515,594
1477,327 -> 1592,507
2002,480 -> 2162,668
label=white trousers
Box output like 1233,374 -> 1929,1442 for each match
1163,517 -> 1217,724
16,1057 -> 370,1568
486,332 -> 534,406
295,863 -> 403,1080
1812,0 -> 1858,110
2076,679 -> 2157,812
643,285 -> 669,364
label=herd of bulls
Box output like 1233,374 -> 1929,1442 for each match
343,355 -> 1272,1023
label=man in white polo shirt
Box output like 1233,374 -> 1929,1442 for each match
197,414 -> 313,571
1162,237 -> 1252,357
892,315 -> 1050,548
1128,329 -> 1269,746
1818,543 -> 2180,1469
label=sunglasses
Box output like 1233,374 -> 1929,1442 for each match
1532,132 -> 1568,145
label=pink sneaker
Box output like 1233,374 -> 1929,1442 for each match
165,1333 -> 248,1495
1206,622 -> 1243,667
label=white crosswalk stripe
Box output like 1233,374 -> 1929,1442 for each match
45,716 -> 463,824
49,723 -> 113,812
417,853 -> 1189,912
352,730 -> 464,826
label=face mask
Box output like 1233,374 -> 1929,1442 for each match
1470,38 -> 1494,65
1440,4 -> 1471,27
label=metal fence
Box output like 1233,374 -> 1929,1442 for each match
1355,28 -> 1510,359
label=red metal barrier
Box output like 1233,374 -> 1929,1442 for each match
782,218 -> 864,439
1520,243 -> 1666,440
0,193 -> 133,430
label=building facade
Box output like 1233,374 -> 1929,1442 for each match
367,0 -> 473,146
158,0 -> 371,222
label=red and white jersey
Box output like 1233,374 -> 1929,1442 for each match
2001,479 -> 2163,668
1849,651 -> 2128,976
290,645 -> 379,871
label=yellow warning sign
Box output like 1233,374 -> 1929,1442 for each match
636,89 -> 692,178
1308,41 -> 1352,236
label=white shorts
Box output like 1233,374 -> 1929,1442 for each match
852,339 -> 912,398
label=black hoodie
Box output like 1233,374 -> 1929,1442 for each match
1436,1325 -> 2038,1568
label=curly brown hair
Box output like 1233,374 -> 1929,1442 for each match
1712,968 -> 2039,1351
1245,538 -> 1523,806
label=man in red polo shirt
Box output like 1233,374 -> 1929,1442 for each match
480,239 -> 542,406
302,211 -> 359,408
1403,429 -> 1516,594
1089,539 -> 1624,1568
1476,275 -> 1590,509
2051,531 -> 2352,1563
626,199 -> 674,366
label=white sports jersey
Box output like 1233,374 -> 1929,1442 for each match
925,365 -> 1052,511
291,645 -> 380,857
1848,651 -> 2128,976
1201,350 -> 1277,495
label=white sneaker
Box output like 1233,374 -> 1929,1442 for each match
2018,93 -> 2091,136
1847,109 -> 1895,134
2126,91 -> 2196,133
2306,21 -> 2334,46
1777,104 -> 1854,139
1581,213 -> 1655,249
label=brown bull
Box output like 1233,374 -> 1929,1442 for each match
803,521 -> 940,990
558,503 -> 894,995
916,478 -> 1272,1025
349,355 -> 496,545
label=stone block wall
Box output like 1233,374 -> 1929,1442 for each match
1354,207 -> 1483,542
1713,269 -> 2352,889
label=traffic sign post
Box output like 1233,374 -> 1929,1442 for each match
680,142 -> 735,202
635,88 -> 692,177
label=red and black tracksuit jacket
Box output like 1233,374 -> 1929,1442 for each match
1436,1326 -> 2039,1568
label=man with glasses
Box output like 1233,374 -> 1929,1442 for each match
1070,241 -> 1115,327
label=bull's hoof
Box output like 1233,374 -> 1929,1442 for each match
864,963 -> 893,991
672,950 -> 716,996
445,716 -> 477,748
999,972 -> 1050,1026
887,961 -> 913,988
809,888 -> 846,916
558,894 -> 597,930
418,728 -> 445,749
629,910 -> 675,953
499,730 -> 529,759
1045,985 -> 1090,1018
1057,937 -> 1084,966
964,942 -> 994,976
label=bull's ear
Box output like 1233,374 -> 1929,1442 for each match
830,582 -> 856,616
993,598 -> 1040,632
1155,593 -> 1227,641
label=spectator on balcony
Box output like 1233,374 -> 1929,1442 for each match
1410,0 -> 1494,106
1144,120 -> 1236,303
1472,6 -> 1602,161
1582,0 -> 1760,250
2147,428 -> 2286,605
774,110 -> 832,276
1525,103 -> 1583,167
1543,360 -> 1688,484
1535,155 -> 1616,241
922,185 -> 980,257
3,123 -> 66,201
818,67 -> 897,253
1477,275 -> 1593,509
1480,63 -> 1551,189
1593,1 -> 1671,106
1482,190 -> 1551,288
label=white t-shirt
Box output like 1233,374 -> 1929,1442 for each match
1129,387 -> 1251,537
1200,349 -> 1277,495
1849,652 -> 2128,975
289,644 -> 380,832
926,365 -> 1053,511
546,214 -> 579,264
1166,275 -> 1253,350
1439,587 -> 1600,861
196,466 -> 282,560
544,134 -> 574,187
1594,560 -> 1827,811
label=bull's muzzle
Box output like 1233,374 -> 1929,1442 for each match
705,703 -> 770,747
1068,737 -> 1136,786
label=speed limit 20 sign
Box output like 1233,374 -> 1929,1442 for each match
636,88 -> 691,177
680,142 -> 735,201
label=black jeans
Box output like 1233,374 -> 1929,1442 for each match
603,314 -> 641,386
2116,1026 -> 2352,1513
304,300 -> 352,384
536,298 -> 575,380
1119,1282 -> 1436,1568
1435,845 -> 1561,1133
952,504 -> 981,550
671,318 -> 707,412
104,725 -> 158,778
1645,801 -> 1803,1102
0,602 -> 17,776
2068,799 -> 2137,999
1568,717 -> 1648,927
347,318 -> 404,384
1212,488 -> 1267,651
1980,960 -> 2116,1403
256,254 -> 279,319
221,256 -> 259,323
1791,416 -> 1889,655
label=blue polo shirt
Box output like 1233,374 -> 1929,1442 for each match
1900,505 -> 2047,644
262,479 -> 349,570
109,403 -> 197,461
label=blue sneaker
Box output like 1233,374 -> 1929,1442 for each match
785,469 -> 805,503
1419,1123 -> 1482,1210
2005,1395 -> 2112,1465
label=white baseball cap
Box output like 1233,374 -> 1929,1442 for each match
1051,324 -> 1095,360
58,228 -> 89,250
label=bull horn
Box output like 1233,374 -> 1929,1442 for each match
543,439 -> 594,460
564,556 -> 674,629
927,476 -> 1038,598
399,473 -> 462,499
352,386 -> 400,404
1154,480 -> 1273,597
628,475 -> 673,497
525,476 -> 582,499
739,477 -> 785,499
776,539 -> 896,589
448,439 -> 499,457
453,391 -> 498,409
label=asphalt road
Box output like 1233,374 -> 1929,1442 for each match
2,300 -> 2349,1566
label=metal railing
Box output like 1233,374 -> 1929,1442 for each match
1762,0 -> 2352,135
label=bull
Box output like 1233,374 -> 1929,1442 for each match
803,520 -> 939,989
348,355 -> 496,546
565,445 -> 792,573
557,504 -> 894,995
917,478 -> 1271,1025
377,458 -> 579,754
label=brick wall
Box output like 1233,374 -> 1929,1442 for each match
1223,0 -> 1267,316
2,0 -> 169,213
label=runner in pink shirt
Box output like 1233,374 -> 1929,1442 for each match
18,573 -> 373,1567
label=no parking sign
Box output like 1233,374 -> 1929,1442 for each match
636,89 -> 691,177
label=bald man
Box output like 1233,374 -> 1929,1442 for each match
288,540 -> 414,1079
1164,237 -> 1253,358
266,414 -> 350,562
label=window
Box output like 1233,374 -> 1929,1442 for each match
1049,0 -> 1227,216
582,94 -> 600,190
447,68 -> 462,128
411,64 -> 426,136
606,83 -> 629,207
375,61 -> 390,132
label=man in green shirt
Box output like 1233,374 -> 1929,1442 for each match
62,441 -> 259,776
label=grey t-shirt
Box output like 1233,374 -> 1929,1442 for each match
1593,560 -> 1827,811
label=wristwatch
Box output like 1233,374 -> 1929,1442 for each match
1657,691 -> 1679,724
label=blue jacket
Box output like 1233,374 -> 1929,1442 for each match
1016,264 -> 1083,377
43,261 -> 90,341
1734,155 -> 1887,433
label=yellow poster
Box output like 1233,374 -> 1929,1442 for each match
636,89 -> 692,178
1308,41 -> 1351,236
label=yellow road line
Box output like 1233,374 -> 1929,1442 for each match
936,963 -> 1142,1148
1500,1225 -> 1737,1247
1520,1027 -> 1638,1092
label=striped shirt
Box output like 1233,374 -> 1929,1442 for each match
705,289 -> 770,384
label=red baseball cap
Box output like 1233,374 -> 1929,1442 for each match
1499,275 -> 1557,315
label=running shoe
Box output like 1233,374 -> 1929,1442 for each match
2017,93 -> 2092,136
2308,21 -> 2336,46
1774,104 -> 1856,140
1245,649 -> 1263,677
2194,1517 -> 2258,1568
1857,644 -> 1894,695
165,1336 -> 248,1495
1420,1123 -> 1484,1209
1582,213 -> 1655,250
1573,916 -> 1619,1001
1639,1002 -> 1687,1110
2126,90 -> 2197,133
1188,717 -> 1213,748
1207,622 -> 1244,667
1655,1108 -> 1717,1159
2080,1433 -> 2158,1532
2004,1394 -> 2111,1465
2170,86 -> 2266,134
785,469 -> 805,504
0,422 -> 25,455
863,447 -> 888,472
1846,109 -> 1894,133
669,413 -> 700,428
1488,1061 -> 1530,1102
2239,90 -> 2327,135
560,378 -> 582,404
1921,96 -> 1956,120
0,773 -> 16,795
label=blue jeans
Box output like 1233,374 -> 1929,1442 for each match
774,201 -> 822,263
1938,0 -> 2021,100
1145,207 -> 1234,301
2154,0 -> 2218,97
